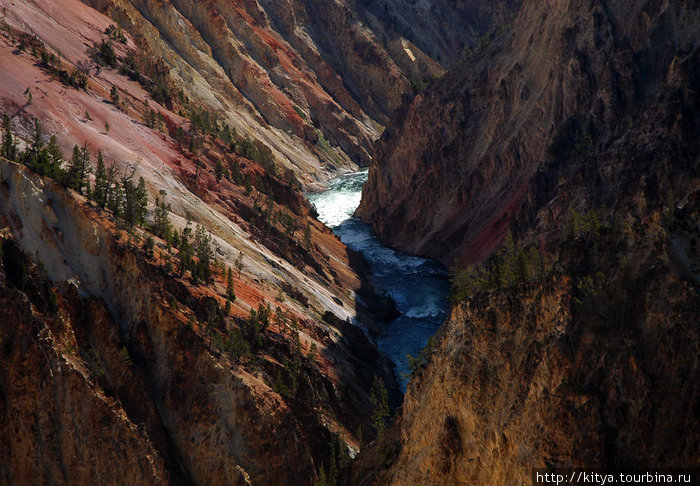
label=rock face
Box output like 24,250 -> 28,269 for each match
0,265 -> 167,485
357,0 -> 700,265
350,0 -> 700,484
78,0 -> 463,180
351,268 -> 699,485
0,159 -> 396,485
352,0 -> 516,67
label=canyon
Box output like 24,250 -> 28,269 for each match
0,0 -> 441,482
0,0 -> 698,484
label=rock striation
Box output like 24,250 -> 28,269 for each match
79,0 -> 464,181
350,0 -> 700,484
357,0 -> 700,265
0,158 -> 396,485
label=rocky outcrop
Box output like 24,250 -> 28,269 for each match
358,0 -> 700,265
0,262 -> 168,485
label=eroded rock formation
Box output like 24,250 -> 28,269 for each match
77,0 -> 462,180
0,158 -> 396,485
351,0 -> 700,484
358,0 -> 699,265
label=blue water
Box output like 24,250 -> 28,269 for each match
309,170 -> 450,391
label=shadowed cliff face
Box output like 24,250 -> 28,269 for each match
353,0 -> 517,67
357,0 -> 700,265
351,267 -> 700,485
349,0 -> 700,484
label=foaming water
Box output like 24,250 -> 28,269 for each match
309,170 -> 368,227
308,170 -> 449,391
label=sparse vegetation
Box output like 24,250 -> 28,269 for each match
90,38 -> 118,68
104,24 -> 127,44
293,105 -> 307,120
370,376 -> 390,440
35,45 -> 88,89
226,267 -> 236,301
450,232 -> 549,301
405,336 -> 437,375
119,50 -> 174,107
110,85 -> 120,106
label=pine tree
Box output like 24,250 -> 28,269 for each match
226,267 -> 236,301
108,180 -> 124,220
514,247 -> 530,283
110,84 -> 120,105
193,225 -> 213,283
93,151 -> 108,207
497,232 -> 516,288
44,135 -> 64,179
177,227 -> 194,277
65,143 -> 90,194
231,159 -> 241,184
235,251 -> 244,277
135,177 -> 148,226
104,161 -> 117,210
121,171 -> 138,227
1,113 -> 17,161
22,117 -> 44,172
153,190 -> 173,242
215,158 -> 225,181
370,376 -> 390,440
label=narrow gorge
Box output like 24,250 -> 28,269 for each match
0,0 -> 698,485
309,170 -> 449,389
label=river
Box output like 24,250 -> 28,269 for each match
308,169 -> 450,391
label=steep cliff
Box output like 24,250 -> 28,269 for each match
0,248 -> 168,485
0,158 -> 398,485
351,263 -> 699,485
358,0 -> 700,265
76,0 -> 463,180
353,0 -> 516,67
350,0 -> 700,483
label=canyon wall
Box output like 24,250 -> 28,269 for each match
77,0 -> 485,183
0,157 -> 398,485
350,0 -> 700,484
351,266 -> 699,485
358,0 -> 699,265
